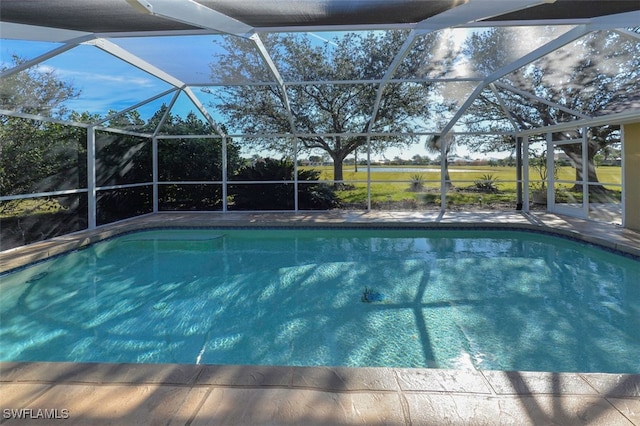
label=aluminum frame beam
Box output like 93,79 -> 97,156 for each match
366,30 -> 423,133
0,109 -> 92,128
0,21 -> 91,43
88,38 -> 185,88
517,109 -> 640,137
2,1 -> 637,143
152,90 -> 181,138
439,8 -> 640,137
614,28 -> 640,42
189,77 -> 485,88
87,38 -> 223,135
250,33 -> 299,135
415,0 -> 556,31
585,10 -> 640,31
367,0 -> 557,133
493,81 -> 591,120
0,35 -> 95,79
182,86 -> 226,136
95,87 -> 179,126
489,83 -> 520,132
126,0 -> 285,135
439,24 -> 591,136
126,0 -> 254,37
248,33 -> 300,210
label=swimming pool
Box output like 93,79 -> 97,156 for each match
1,227 -> 639,373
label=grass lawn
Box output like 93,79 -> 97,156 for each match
1,165 -> 621,249
2,165 -> 622,214
301,165 -> 622,207
0,198 -> 64,218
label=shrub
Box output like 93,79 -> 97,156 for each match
230,158 -> 341,210
473,174 -> 500,193
408,174 -> 425,192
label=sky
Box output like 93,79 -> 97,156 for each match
4,24 -> 635,162
2,39 -> 181,118
0,35 -> 513,161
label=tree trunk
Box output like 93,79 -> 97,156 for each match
333,159 -> 343,183
354,148 -> 358,173
330,151 -> 348,190
560,143 -> 607,194
443,158 -> 453,190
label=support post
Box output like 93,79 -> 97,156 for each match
87,126 -> 97,229
293,136 -> 299,212
523,137 -> 530,212
516,136 -> 523,210
152,136 -> 158,213
546,132 -> 554,210
581,127 -> 589,218
366,136 -> 371,211
222,136 -> 228,212
440,134 -> 447,212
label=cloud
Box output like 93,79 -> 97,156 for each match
53,67 -> 159,88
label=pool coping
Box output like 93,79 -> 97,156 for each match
2,210 -> 640,424
2,210 -> 640,273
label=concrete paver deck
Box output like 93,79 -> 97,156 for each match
1,362 -> 639,425
1,210 -> 639,425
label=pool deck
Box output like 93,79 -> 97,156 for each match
1,210 -> 640,425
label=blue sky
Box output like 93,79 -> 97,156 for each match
1,37 -> 221,121
1,35 -> 512,160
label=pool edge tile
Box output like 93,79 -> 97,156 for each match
0,361 -> 202,385
3,210 -> 639,273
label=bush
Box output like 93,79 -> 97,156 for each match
230,158 -> 341,210
408,174 -> 424,192
473,174 -> 500,193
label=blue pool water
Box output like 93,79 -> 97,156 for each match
1,228 -> 640,373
